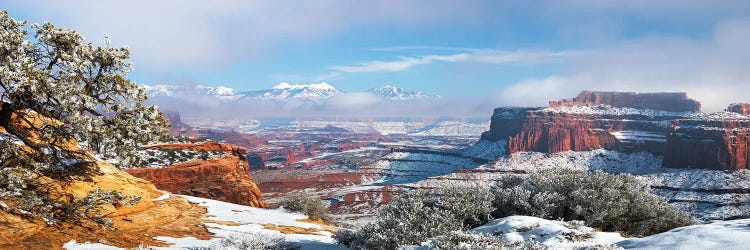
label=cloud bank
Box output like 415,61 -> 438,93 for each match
490,18 -> 750,112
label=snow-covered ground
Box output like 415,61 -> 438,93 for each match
617,219 -> 750,249
472,216 -> 626,249
368,151 -> 480,185
156,195 -> 345,249
491,149 -> 664,174
610,130 -> 667,142
410,121 -> 489,137
543,104 -> 698,117
403,216 -> 750,250
64,195 -> 345,250
461,139 -> 507,161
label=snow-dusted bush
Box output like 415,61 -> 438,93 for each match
335,190 -> 462,250
214,232 -> 297,250
492,168 -> 693,236
424,231 -> 548,250
279,193 -> 329,221
435,183 -> 494,227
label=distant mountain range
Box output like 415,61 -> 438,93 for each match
142,82 -> 437,101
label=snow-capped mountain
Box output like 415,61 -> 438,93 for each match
142,82 -> 436,102
368,85 -> 433,100
241,82 -> 342,101
200,85 -> 243,100
142,84 -> 244,100
141,84 -> 182,97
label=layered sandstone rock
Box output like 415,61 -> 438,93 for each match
484,107 -> 680,154
506,112 -> 619,154
549,91 -> 701,112
483,92 -> 750,171
663,118 -> 750,170
0,109 -> 211,249
726,103 -> 750,115
127,142 -> 268,207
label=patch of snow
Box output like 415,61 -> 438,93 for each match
0,131 -> 24,145
610,130 -> 667,142
462,139 -> 506,160
152,191 -> 170,201
410,121 -> 489,137
273,82 -> 337,91
368,85 -> 435,100
493,149 -> 664,175
471,216 -> 626,249
617,219 -> 750,249
63,240 -> 122,250
543,104 -> 698,117
150,195 -> 346,250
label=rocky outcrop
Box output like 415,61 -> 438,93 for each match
549,91 -> 701,112
727,103 -> 750,115
506,111 -> 619,154
0,108 -> 212,249
481,107 -> 541,142
663,118 -> 750,170
127,142 -> 268,207
484,92 -> 750,171
484,107 -> 679,154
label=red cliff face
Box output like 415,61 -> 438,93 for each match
726,103 -> 750,115
484,92 -> 750,171
485,108 -> 675,155
663,119 -> 750,170
549,91 -> 701,112
127,142 -> 268,207
506,111 -> 619,154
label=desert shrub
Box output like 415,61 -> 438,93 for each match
334,190 -> 462,250
279,193 -> 329,221
434,183 -> 494,227
491,168 -> 693,236
212,232 -> 297,250
335,184 -> 497,249
424,231 -> 548,250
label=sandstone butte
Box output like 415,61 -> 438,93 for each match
126,141 -> 268,208
482,91 -> 750,171
549,91 -> 702,112
0,109 -> 212,250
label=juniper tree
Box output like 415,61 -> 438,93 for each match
0,10 -> 168,226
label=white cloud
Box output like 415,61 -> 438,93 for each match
328,50 -> 580,73
490,18 -> 750,112
3,0 -> 498,71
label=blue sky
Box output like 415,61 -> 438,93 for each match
4,0 -> 750,111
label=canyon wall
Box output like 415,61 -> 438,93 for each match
663,118 -> 750,170
127,142 -> 267,207
484,91 -> 750,170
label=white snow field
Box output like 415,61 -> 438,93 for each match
62,194 -> 750,250
617,219 -> 750,250
64,195 -> 346,250
471,216 -> 626,249
403,216 -> 750,250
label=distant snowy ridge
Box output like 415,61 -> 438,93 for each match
243,82 -> 342,101
368,85 -> 437,100
142,83 -> 437,102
